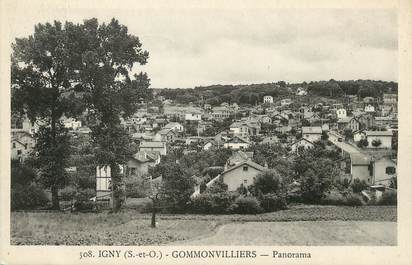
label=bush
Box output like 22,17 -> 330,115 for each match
253,171 -> 282,195
11,183 -> 49,210
357,138 -> 369,148
372,139 -> 382,147
320,191 -> 363,206
351,178 -> 368,193
125,181 -> 150,198
73,200 -> 95,212
190,192 -> 236,214
378,190 -> 397,205
259,193 -> 287,212
60,185 -> 77,201
75,188 -> 96,201
344,194 -> 364,206
207,179 -> 228,193
73,189 -> 96,212
228,196 -> 263,214
140,200 -> 154,213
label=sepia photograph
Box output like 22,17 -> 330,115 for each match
2,0 -> 412,264
8,5 -> 399,246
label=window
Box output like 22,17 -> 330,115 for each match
17,150 -> 22,155
243,179 -> 247,184
386,166 -> 396,175
12,143 -> 16,149
243,166 -> 248,171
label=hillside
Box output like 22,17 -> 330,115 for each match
156,80 -> 397,106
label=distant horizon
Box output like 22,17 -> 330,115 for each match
150,78 -> 398,90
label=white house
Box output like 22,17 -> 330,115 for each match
372,157 -> 396,187
280,98 -> 292,106
302,126 -> 322,142
289,138 -> 315,154
296,87 -> 308,96
263,95 -> 274,104
336,108 -> 347,119
350,154 -> 373,185
164,122 -> 184,133
364,104 -> 375,113
220,160 -> 267,191
139,141 -> 167,155
62,118 -> 82,130
365,131 -> 392,149
185,113 -> 202,121
229,122 -> 250,138
11,132 -> 36,162
353,130 -> 366,142
223,136 -> 250,150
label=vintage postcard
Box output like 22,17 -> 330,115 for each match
1,0 -> 411,264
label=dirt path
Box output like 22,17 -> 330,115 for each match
172,221 -> 396,246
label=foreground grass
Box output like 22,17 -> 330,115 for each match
11,205 -> 396,245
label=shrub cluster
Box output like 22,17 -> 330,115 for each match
227,196 -> 263,214
371,190 -> 397,205
11,183 -> 49,210
351,178 -> 368,193
259,193 -> 288,212
190,192 -> 237,214
320,190 -> 364,206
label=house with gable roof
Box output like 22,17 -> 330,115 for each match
289,138 -> 315,154
301,126 -> 322,142
139,141 -> 167,155
126,151 -> 161,182
220,159 -> 268,191
223,136 -> 251,150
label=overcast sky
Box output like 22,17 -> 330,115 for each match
9,6 -> 397,88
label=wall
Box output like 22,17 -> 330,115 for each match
373,158 -> 396,186
223,142 -> 249,150
351,164 -> 372,184
303,134 -> 321,142
367,136 -> 392,149
222,166 -> 263,191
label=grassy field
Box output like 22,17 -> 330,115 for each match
11,205 -> 396,245
176,221 -> 397,246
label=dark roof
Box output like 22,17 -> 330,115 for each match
131,151 -> 160,163
289,138 -> 314,147
351,154 -> 371,165
221,160 -> 267,175
226,136 -> 250,144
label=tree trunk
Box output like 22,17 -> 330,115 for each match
151,201 -> 156,228
51,185 -> 60,210
50,115 -> 60,211
111,163 -> 122,212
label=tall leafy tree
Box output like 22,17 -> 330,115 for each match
11,21 -> 83,209
77,18 -> 150,211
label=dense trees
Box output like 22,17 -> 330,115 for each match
293,146 -> 340,202
11,18 -> 151,211
73,18 -> 150,212
159,80 -> 397,106
11,21 -> 85,209
159,83 -> 290,106
11,160 -> 48,210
